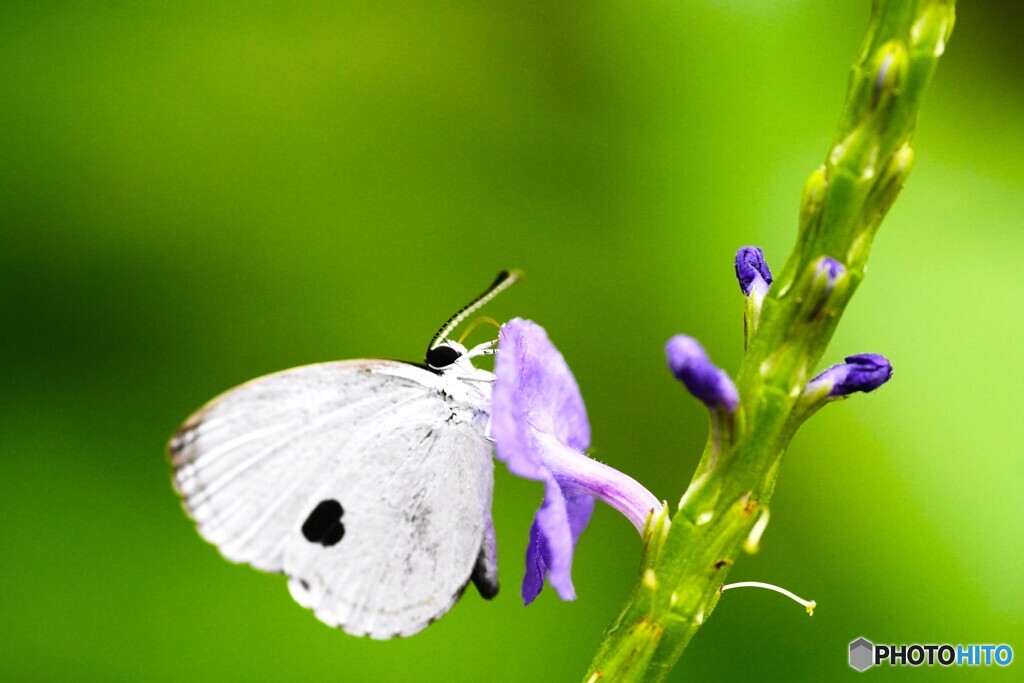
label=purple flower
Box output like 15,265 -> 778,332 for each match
665,335 -> 739,412
735,246 -> 773,297
492,318 -> 662,605
806,353 -> 893,397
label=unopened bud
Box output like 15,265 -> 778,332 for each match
872,40 -> 908,110
665,335 -> 739,412
734,246 -> 773,297
911,1 -> 956,58
798,165 -> 828,236
800,257 -> 849,321
805,353 -> 893,398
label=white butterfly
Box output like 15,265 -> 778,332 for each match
168,271 -> 519,639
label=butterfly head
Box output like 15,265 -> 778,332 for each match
425,340 -> 468,370
425,270 -> 520,366
424,271 -> 516,375
426,338 -> 497,374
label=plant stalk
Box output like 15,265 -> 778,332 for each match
584,2 -> 955,680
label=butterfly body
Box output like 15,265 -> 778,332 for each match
169,350 -> 498,639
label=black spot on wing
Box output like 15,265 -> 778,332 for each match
302,499 -> 345,547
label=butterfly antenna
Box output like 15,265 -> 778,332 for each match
428,270 -> 522,351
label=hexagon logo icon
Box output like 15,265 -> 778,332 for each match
849,637 -> 874,671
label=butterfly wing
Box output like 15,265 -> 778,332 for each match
169,360 -> 496,638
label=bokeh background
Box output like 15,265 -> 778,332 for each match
2,1 -> 1021,680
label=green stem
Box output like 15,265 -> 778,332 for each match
583,2 -> 955,681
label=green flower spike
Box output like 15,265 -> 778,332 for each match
583,3 -> 955,681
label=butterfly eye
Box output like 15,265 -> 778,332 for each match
426,344 -> 462,369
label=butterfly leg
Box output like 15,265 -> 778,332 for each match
465,339 -> 498,360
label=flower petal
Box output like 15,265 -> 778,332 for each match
493,319 -> 594,603
522,519 -> 547,604
493,318 -> 659,604
521,471 -> 586,604
492,318 -> 590,462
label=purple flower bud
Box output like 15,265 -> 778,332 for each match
800,256 -> 848,320
735,246 -> 773,296
665,335 -> 739,412
808,353 -> 893,397
813,257 -> 846,301
817,256 -> 844,283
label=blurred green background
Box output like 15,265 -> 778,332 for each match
2,1 -> 1021,680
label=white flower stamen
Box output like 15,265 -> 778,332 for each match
720,581 -> 816,616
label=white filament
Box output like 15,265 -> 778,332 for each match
721,581 -> 816,616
